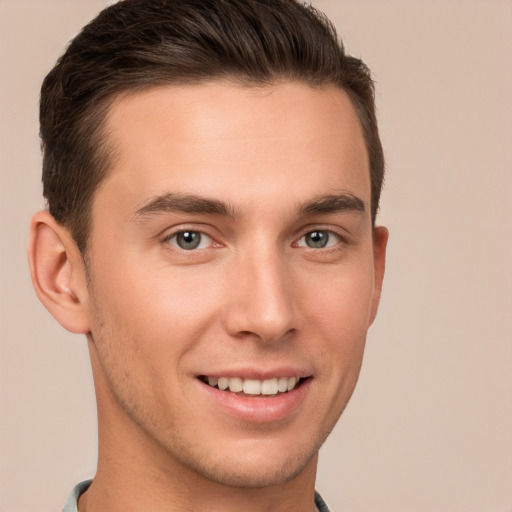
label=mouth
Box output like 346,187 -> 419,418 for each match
198,375 -> 309,397
196,372 -> 313,423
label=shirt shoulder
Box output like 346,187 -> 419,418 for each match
314,491 -> 331,512
62,479 -> 92,512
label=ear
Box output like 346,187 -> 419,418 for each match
28,210 -> 91,334
368,225 -> 389,326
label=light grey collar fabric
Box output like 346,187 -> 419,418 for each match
62,479 -> 92,512
314,491 -> 331,512
63,479 -> 331,511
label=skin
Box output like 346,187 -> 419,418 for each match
29,81 -> 387,512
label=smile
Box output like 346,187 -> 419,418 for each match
200,376 -> 304,396
197,373 -> 312,422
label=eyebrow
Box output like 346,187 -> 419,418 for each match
298,193 -> 366,217
133,193 -> 237,220
132,191 -> 365,221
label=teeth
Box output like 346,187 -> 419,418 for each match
287,377 -> 297,391
228,377 -> 243,393
278,377 -> 288,392
218,377 -> 229,390
261,378 -> 278,395
243,379 -> 261,395
205,375 -> 301,395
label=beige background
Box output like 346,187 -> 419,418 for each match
1,0 -> 511,511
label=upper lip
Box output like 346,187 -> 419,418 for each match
196,366 -> 313,380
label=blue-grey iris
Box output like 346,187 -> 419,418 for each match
176,231 -> 202,250
305,230 -> 329,249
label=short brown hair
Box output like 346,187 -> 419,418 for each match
40,0 -> 384,253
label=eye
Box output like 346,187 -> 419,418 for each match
297,230 -> 341,249
166,230 -> 212,251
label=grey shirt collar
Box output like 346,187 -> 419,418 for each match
63,479 -> 331,512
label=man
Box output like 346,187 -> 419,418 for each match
28,0 -> 388,510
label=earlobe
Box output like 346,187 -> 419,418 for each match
28,211 -> 91,334
369,226 -> 389,326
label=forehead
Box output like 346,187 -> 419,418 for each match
97,81 -> 370,217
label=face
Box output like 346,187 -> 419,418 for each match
83,82 -> 387,488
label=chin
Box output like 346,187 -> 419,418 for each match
187,449 -> 318,489
160,428 -> 325,490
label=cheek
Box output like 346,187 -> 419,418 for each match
301,260 -> 375,386
304,260 -> 375,335
88,262 -> 225,366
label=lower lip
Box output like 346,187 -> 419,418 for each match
198,379 -> 311,424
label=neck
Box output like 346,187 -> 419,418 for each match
80,433 -> 319,512
81,348 -> 320,512
80,467 -> 319,512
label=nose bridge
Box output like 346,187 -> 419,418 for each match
224,240 -> 296,342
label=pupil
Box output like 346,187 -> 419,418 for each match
177,231 -> 200,250
307,231 -> 328,248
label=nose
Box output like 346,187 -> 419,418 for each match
222,248 -> 297,344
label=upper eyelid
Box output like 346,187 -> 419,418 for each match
294,225 -> 350,241
160,223 -> 219,240
165,230 -> 212,240
162,224 -> 214,240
